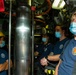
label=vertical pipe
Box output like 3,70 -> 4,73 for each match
31,0 -> 34,75
31,14 -> 34,75
14,6 -> 31,75
8,0 -> 12,75
31,9 -> 34,75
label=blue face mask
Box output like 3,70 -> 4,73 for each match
69,22 -> 76,35
0,41 -> 5,47
42,38 -> 47,42
55,32 -> 61,38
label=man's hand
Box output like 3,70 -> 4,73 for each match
0,61 -> 8,72
34,51 -> 39,56
5,60 -> 13,70
40,57 -> 48,66
0,59 -> 13,72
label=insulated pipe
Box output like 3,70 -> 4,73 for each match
14,6 -> 31,75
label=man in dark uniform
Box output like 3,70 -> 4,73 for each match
40,25 -> 69,75
34,33 -> 53,61
40,25 -> 69,66
54,11 -> 76,75
0,31 -> 8,53
0,32 -> 12,75
0,49 -> 8,75
34,33 -> 53,75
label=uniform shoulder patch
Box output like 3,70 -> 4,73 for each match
1,53 -> 5,58
72,47 -> 76,55
59,44 -> 64,49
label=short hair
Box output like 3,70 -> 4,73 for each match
72,11 -> 76,16
55,24 -> 68,36
71,11 -> 76,21
70,7 -> 76,17
55,24 -> 66,31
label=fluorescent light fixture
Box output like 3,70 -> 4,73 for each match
52,0 -> 65,9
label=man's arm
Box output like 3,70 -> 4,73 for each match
54,59 -> 62,75
0,61 -> 8,72
0,60 -> 13,72
47,54 -> 60,61
40,54 -> 60,66
5,60 -> 13,70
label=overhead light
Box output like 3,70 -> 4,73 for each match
28,0 -> 31,6
35,15 -> 44,19
52,0 -> 65,9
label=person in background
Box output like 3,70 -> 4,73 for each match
40,24 -> 69,67
54,11 -> 76,75
0,31 -> 8,53
0,31 -> 12,75
34,33 -> 53,75
34,33 -> 53,60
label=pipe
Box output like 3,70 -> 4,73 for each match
31,5 -> 34,75
8,0 -> 12,75
14,6 -> 31,75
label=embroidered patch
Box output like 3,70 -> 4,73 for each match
59,44 -> 64,49
1,53 -> 5,58
44,48 -> 47,52
72,47 -> 76,55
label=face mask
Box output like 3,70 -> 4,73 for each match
42,38 -> 47,42
69,22 -> 76,35
0,41 -> 5,47
55,31 -> 61,38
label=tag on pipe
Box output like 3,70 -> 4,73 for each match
0,0 -> 5,12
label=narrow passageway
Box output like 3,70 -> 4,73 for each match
0,0 -> 75,75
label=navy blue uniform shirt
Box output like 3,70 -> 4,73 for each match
0,49 -> 8,75
48,38 -> 69,65
59,38 -> 76,75
36,43 -> 53,60
53,38 -> 69,55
